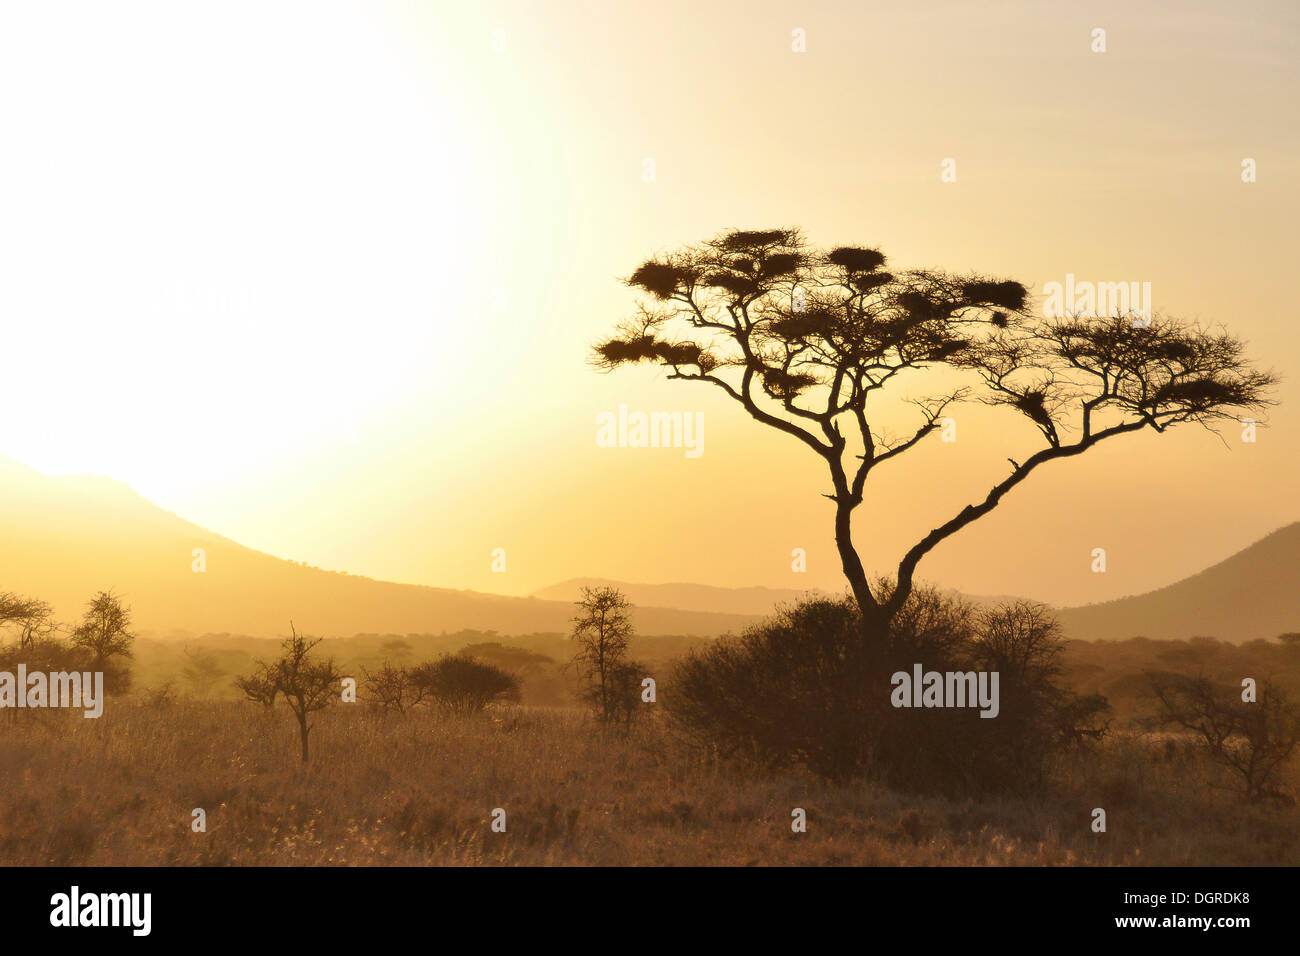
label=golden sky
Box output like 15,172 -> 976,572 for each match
0,0 -> 1296,606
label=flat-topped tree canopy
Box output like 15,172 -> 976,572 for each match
593,227 -> 1276,630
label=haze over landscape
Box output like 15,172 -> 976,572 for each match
0,0 -> 1297,887
0,0 -> 1296,611
1,453 -> 1291,643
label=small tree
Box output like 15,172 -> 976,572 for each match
570,586 -> 634,724
238,625 -> 342,762
408,654 -> 520,716
69,590 -> 134,692
1052,691 -> 1112,750
1148,672 -> 1300,802
362,662 -> 423,714
234,661 -> 279,710
0,594 -> 56,649
180,647 -> 229,698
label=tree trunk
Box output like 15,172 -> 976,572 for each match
834,499 -> 876,616
297,713 -> 310,763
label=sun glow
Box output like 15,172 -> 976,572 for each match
0,1 -> 485,499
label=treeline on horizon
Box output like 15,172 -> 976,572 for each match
122,625 -> 1300,721
5,585 -> 1297,723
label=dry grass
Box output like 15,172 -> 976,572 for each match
0,701 -> 1294,866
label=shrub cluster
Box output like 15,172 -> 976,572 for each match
668,587 -> 1109,794
362,654 -> 521,716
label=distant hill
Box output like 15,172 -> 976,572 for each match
539,523 -> 1300,644
0,456 -> 760,638
1054,523 -> 1300,642
2,455 -> 1293,645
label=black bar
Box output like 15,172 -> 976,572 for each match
0,865 -> 1282,943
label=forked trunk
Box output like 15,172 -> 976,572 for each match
834,499 -> 878,622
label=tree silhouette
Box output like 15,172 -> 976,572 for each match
246,624 -> 342,762
407,654 -> 520,716
70,591 -> 134,665
234,661 -> 278,710
595,228 -> 1275,633
362,661 -> 424,714
69,590 -> 134,690
0,593 -> 55,649
1148,672 -> 1300,802
569,586 -> 634,724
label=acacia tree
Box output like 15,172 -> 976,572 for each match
70,591 -> 134,665
69,590 -> 135,691
594,228 -> 1274,635
0,593 -> 55,649
234,661 -> 278,710
570,586 -> 634,724
362,661 -> 424,714
1148,672 -> 1300,802
267,625 -> 341,762
408,655 -> 521,715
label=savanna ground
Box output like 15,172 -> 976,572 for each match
0,692 -> 1295,866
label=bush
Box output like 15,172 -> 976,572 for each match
597,660 -> 648,731
668,588 -> 1107,794
1147,671 -> 1300,802
409,654 -> 521,716
233,662 -> 278,709
0,637 -> 90,673
669,596 -> 880,778
0,636 -> 133,695
362,662 -> 422,714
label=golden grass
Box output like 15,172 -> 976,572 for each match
0,701 -> 1294,866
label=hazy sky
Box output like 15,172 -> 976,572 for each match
0,0 -> 1296,605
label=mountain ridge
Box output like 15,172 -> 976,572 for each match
1052,522 -> 1300,642
536,524 -> 1300,642
0,455 -> 760,638
1,455 -> 1294,643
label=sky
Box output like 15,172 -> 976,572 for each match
0,0 -> 1296,606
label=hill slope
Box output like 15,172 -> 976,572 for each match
2,455 -> 1294,643
539,522 -> 1300,643
1054,523 -> 1300,642
0,456 -> 759,638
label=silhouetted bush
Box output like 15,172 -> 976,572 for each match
0,636 -> 133,695
0,589 -> 135,695
409,654 -> 521,716
669,596 -> 880,778
362,662 -> 423,714
669,588 -> 1108,794
601,660 -> 648,730
0,637 -> 88,673
233,661 -> 278,709
1147,671 -> 1300,803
